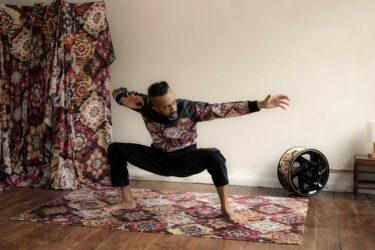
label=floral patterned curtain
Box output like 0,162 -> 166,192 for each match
0,0 -> 115,190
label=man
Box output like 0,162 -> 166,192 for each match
105,81 -> 289,224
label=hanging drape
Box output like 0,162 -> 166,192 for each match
0,0 -> 115,190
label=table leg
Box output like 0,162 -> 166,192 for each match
353,159 -> 358,194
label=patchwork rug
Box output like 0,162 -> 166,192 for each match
11,184 -> 309,244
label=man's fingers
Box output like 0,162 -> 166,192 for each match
278,104 -> 287,110
138,96 -> 144,105
136,96 -> 144,106
278,95 -> 290,100
265,94 -> 271,101
132,96 -> 144,108
275,95 -> 290,110
279,100 -> 289,106
129,95 -> 144,103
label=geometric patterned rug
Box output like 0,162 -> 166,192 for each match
11,184 -> 308,244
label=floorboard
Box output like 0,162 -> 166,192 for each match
0,180 -> 374,249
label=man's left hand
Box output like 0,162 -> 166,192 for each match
257,94 -> 290,110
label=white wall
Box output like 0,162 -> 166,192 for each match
4,0 -> 375,192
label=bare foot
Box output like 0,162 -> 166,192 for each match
222,209 -> 245,225
104,200 -> 136,213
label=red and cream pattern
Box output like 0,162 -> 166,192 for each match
0,0 -> 115,190
112,87 -> 258,153
12,185 -> 309,244
142,102 -> 250,153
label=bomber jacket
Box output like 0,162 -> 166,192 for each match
112,88 -> 260,153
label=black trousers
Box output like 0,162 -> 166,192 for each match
107,142 -> 228,187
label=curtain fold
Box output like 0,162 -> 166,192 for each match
0,0 -> 115,190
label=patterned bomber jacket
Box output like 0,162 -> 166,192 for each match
112,88 -> 260,153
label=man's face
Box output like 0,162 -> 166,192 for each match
151,88 -> 178,120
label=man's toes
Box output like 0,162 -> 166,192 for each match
229,215 -> 239,224
233,215 -> 245,225
239,217 -> 246,224
103,207 -> 113,213
235,218 -> 242,224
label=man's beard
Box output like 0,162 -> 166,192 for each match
168,112 -> 178,121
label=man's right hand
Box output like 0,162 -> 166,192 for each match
119,95 -> 144,109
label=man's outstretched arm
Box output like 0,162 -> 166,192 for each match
192,100 -> 258,122
191,94 -> 290,122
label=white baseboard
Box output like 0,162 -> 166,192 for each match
128,167 -> 375,195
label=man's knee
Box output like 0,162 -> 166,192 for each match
108,142 -> 118,151
205,148 -> 228,186
203,148 -> 227,176
108,142 -> 133,154
107,142 -> 120,155
107,142 -> 132,161
206,148 -> 226,164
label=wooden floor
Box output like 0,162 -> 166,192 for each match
0,180 -> 374,250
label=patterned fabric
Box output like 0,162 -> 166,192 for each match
0,182 -> 5,192
12,185 -> 309,244
112,88 -> 260,152
0,0 -> 115,189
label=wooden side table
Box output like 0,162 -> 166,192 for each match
353,154 -> 375,193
